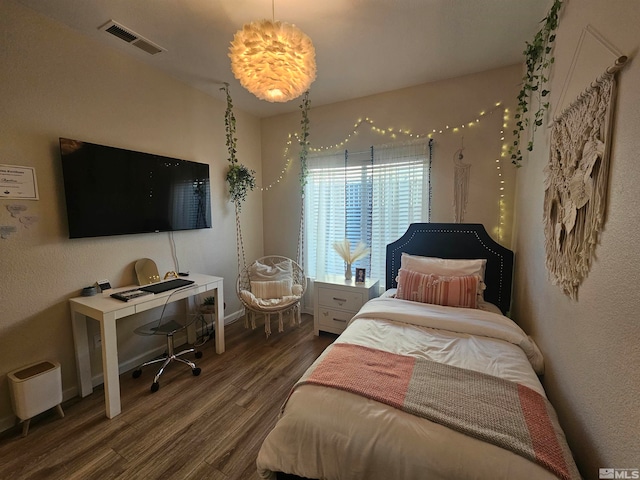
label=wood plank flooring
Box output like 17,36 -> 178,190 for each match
0,314 -> 335,480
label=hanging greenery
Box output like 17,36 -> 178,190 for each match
510,0 -> 563,167
298,90 -> 311,191
221,83 -> 255,209
296,91 -> 312,265
226,163 -> 256,204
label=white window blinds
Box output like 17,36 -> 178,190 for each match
304,139 -> 431,288
170,180 -> 210,229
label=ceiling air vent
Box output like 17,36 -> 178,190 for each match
98,20 -> 166,55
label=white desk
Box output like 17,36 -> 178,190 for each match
69,273 -> 224,419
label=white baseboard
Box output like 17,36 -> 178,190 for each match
0,311 -> 245,435
93,309 -> 244,387
0,413 -> 17,433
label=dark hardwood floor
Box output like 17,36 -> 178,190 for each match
0,314 -> 335,480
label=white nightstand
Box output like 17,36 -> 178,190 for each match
313,275 -> 380,335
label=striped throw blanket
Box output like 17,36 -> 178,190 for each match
292,343 -> 580,480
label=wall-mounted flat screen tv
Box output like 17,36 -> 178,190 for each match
60,138 -> 212,239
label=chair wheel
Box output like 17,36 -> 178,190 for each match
195,351 -> 203,359
151,382 -> 159,393
132,369 -> 142,379
192,367 -> 201,376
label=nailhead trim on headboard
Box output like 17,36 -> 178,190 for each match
386,224 -> 513,315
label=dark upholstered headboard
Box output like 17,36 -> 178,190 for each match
386,223 -> 514,315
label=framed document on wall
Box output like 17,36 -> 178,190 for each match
0,164 -> 39,200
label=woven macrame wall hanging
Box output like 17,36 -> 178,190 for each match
453,138 -> 470,223
543,56 -> 627,299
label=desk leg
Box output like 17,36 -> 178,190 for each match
100,313 -> 121,418
215,284 -> 225,354
186,297 -> 197,345
71,310 -> 93,397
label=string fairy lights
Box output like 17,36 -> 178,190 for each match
259,102 -> 511,242
494,107 -> 511,242
293,103 -> 504,153
260,134 -> 296,191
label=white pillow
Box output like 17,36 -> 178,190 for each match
250,279 -> 293,299
249,259 -> 293,281
400,253 -> 487,295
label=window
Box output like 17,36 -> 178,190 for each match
171,179 -> 210,229
304,139 -> 431,288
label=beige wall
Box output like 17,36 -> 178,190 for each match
512,0 -> 640,477
6,2 -> 637,475
0,1 -> 263,428
261,65 -> 521,257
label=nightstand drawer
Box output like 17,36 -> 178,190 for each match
317,287 -> 365,311
317,307 -> 352,333
313,276 -> 379,336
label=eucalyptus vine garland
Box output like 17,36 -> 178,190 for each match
221,83 -> 255,209
221,85 -> 311,208
222,83 -> 237,164
298,91 -> 311,191
510,0 -> 563,167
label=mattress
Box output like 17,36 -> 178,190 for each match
256,296 -> 579,480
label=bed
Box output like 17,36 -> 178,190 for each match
256,223 -> 580,480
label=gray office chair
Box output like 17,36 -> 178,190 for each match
132,286 -> 202,392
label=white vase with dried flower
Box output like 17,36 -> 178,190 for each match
333,240 -> 370,280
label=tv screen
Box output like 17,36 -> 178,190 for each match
60,138 -> 212,239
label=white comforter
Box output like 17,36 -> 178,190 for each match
257,297 -> 561,480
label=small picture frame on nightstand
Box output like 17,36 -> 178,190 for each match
355,268 -> 366,284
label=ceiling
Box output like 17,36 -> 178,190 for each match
15,0 -> 551,118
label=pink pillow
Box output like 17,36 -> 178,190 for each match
400,253 -> 486,297
396,269 -> 479,309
